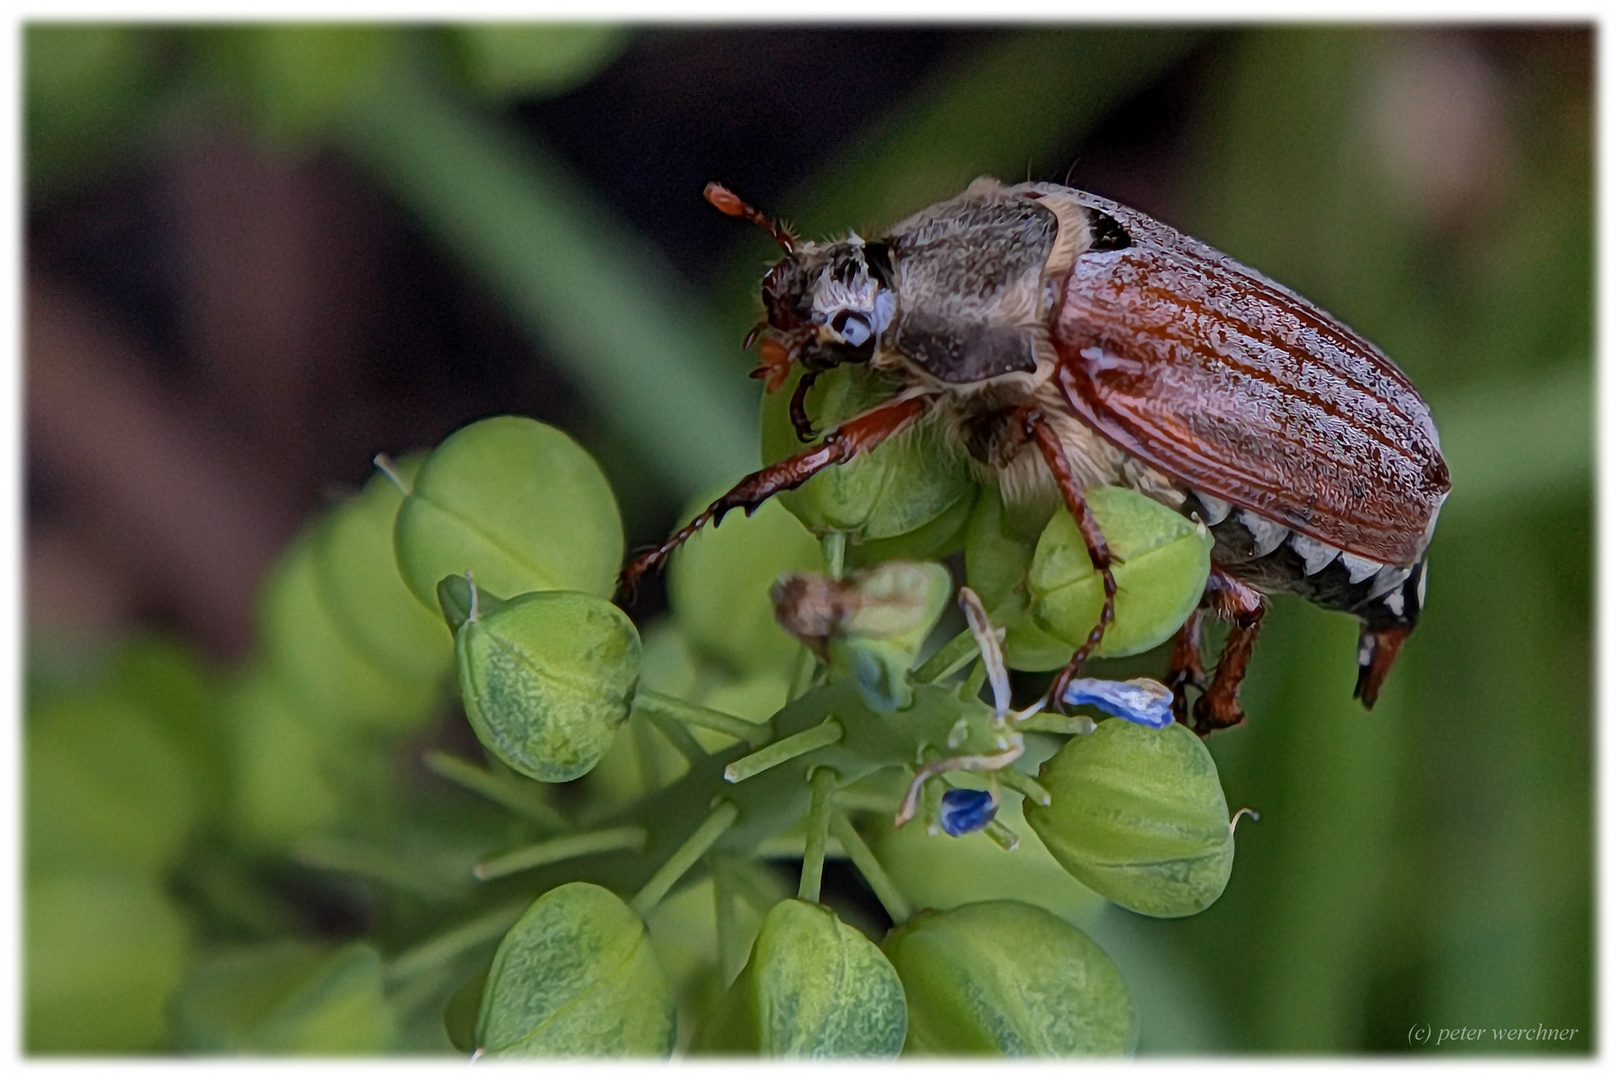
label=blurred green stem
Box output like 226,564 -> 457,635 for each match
797,768 -> 838,903
336,49 -> 757,498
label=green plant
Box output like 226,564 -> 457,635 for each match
141,394 -> 1233,1056
25,22 -> 1592,1056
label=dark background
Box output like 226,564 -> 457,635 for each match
25,24 -> 1593,1053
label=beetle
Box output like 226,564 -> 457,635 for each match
621,178 -> 1450,734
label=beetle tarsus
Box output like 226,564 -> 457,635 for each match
789,370 -> 821,442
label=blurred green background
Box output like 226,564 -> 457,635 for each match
24,23 -> 1590,1053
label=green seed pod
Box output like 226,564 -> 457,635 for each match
26,869 -> 191,1053
1025,719 -> 1233,918
27,692 -> 197,876
882,900 -> 1135,1056
394,416 -> 623,611
670,491 -> 822,677
1027,487 -> 1213,660
314,456 -> 453,687
760,365 -> 974,556
222,668 -> 342,848
873,792 -> 1106,926
477,882 -> 675,1057
962,485 -> 1077,671
259,529 -> 441,732
697,898 -> 906,1057
455,589 -> 640,783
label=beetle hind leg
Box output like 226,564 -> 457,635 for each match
1165,608 -> 1207,725
1189,567 -> 1267,737
1354,624 -> 1411,709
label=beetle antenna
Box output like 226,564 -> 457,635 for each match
705,182 -> 796,256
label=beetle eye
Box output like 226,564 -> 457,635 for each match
831,311 -> 872,346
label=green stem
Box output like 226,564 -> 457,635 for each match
631,713 -> 664,792
788,646 -> 820,701
829,811 -> 913,925
984,819 -> 1020,852
822,531 -> 847,579
912,627 -> 979,684
723,719 -> 844,784
960,657 -> 989,701
385,901 -> 528,985
637,689 -> 765,746
631,801 -> 739,918
996,768 -> 1052,807
711,857 -> 749,987
289,836 -> 460,902
338,49 -> 756,496
798,768 -> 839,903
473,826 -> 647,881
643,702 -> 710,764
1017,712 -> 1097,735
423,751 -> 567,832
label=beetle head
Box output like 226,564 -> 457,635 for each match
707,183 -> 896,381
765,238 -> 897,372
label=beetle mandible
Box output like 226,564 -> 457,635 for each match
620,178 -> 1450,734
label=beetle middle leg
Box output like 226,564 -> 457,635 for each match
618,393 -> 933,596
1189,566 -> 1267,736
1021,408 -> 1119,709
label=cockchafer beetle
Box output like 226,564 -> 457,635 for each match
621,178 -> 1450,734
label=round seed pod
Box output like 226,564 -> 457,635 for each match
1024,719 -> 1233,918
1026,486 -> 1212,660
476,882 -> 675,1057
313,456 -> 452,688
222,669 -> 342,848
259,529 -> 441,732
27,693 -> 197,876
669,492 -> 822,677
882,900 -> 1135,1055
873,789 -> 1106,926
962,485 -> 1078,671
697,898 -> 906,1057
455,589 -> 640,783
759,365 -> 975,559
26,869 -> 191,1053
394,416 -> 623,611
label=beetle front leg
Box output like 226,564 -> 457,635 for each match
1021,409 -> 1118,710
1191,566 -> 1267,736
618,393 -> 933,597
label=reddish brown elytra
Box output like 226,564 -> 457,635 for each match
623,179 -> 1449,733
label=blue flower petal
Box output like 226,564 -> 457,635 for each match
939,788 -> 998,837
1060,677 -> 1175,729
